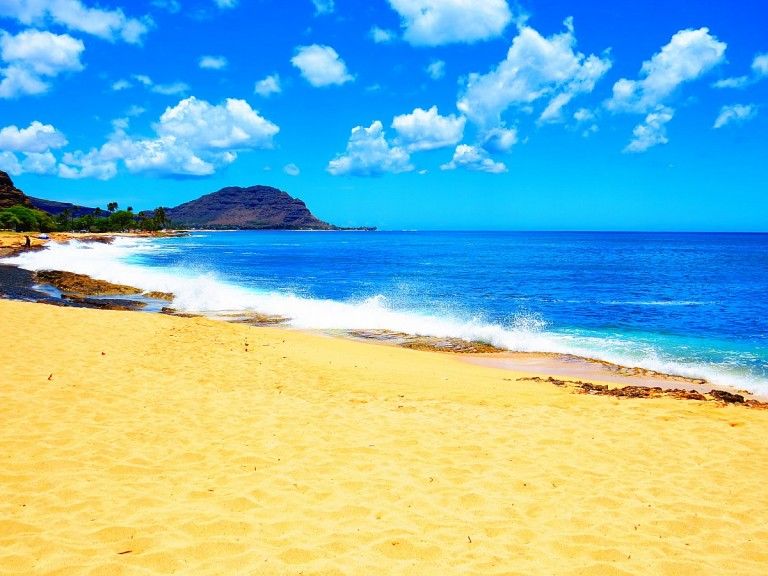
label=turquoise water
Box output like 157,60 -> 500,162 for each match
8,231 -> 768,392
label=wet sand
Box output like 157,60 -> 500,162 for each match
2,299 -> 768,575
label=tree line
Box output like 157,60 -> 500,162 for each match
0,203 -> 168,233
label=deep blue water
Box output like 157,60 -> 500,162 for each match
8,230 -> 768,391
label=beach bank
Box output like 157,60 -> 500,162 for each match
1,299 -> 768,575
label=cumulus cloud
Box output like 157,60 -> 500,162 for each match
388,0 -> 513,46
311,0 -> 334,15
391,106 -> 465,152
283,163 -> 300,176
713,104 -> 757,129
254,73 -> 281,97
0,29 -> 84,98
607,28 -> 726,113
0,0 -> 151,44
370,26 -> 395,44
457,19 -> 611,130
481,126 -> 517,153
59,97 -> 279,179
0,120 -> 68,176
752,53 -> 768,77
291,44 -> 353,87
441,144 -> 506,173
624,106 -> 674,153
426,59 -> 445,80
199,55 -> 228,70
0,121 -> 67,152
327,120 -> 412,176
156,96 -> 279,150
214,0 -> 238,9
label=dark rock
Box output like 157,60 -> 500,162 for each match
60,294 -> 147,310
709,390 -> 745,404
143,291 -> 174,301
35,270 -> 142,296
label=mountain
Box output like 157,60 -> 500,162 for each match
166,185 -> 345,230
26,196 -> 98,218
2,173 -> 372,231
0,170 -> 31,209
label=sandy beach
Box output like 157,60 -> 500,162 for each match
1,298 -> 767,575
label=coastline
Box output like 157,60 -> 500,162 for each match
2,298 -> 768,574
1,230 -> 765,403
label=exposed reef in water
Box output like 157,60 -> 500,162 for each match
346,329 -> 505,353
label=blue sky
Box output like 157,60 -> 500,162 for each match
0,0 -> 766,230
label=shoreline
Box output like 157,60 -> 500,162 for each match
1,230 -> 764,403
2,297 -> 768,574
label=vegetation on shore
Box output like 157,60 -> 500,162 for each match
0,203 -> 167,233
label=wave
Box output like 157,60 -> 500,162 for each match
4,237 -> 767,394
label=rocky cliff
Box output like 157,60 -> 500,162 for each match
166,185 -> 335,230
0,171 -> 31,209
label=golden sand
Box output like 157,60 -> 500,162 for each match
1,299 -> 768,575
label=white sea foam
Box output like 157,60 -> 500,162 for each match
4,238 -> 767,395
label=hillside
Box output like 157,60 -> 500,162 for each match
166,185 -> 336,230
0,171 -> 31,209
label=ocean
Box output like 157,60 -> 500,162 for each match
6,231 -> 768,394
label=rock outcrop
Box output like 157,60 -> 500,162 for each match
165,185 -> 336,230
0,171 -> 31,209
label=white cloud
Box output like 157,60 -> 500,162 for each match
391,106 -> 465,152
133,74 -> 152,86
0,148 -> 59,176
713,76 -> 749,89
0,121 -> 67,152
458,20 -> 611,129
370,26 -> 395,44
426,59 -> 445,80
0,0 -> 151,44
311,0 -> 334,15
151,81 -> 189,95
0,120 -> 68,176
441,144 -> 506,173
254,73 -> 281,97
624,106 -> 674,153
214,0 -> 238,9
126,105 -> 145,117
21,151 -> 57,174
283,163 -> 300,176
152,0 -> 181,14
0,29 -> 84,98
111,78 -> 131,91
573,108 -> 594,122
327,120 -> 412,176
0,151 -> 22,175
199,55 -> 228,70
607,28 -> 726,113
157,96 -> 279,150
291,44 -> 353,87
713,104 -> 757,129
59,97 -> 279,179
116,73 -> 188,96
388,0 -> 513,46
752,53 -> 768,77
481,126 -> 517,152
